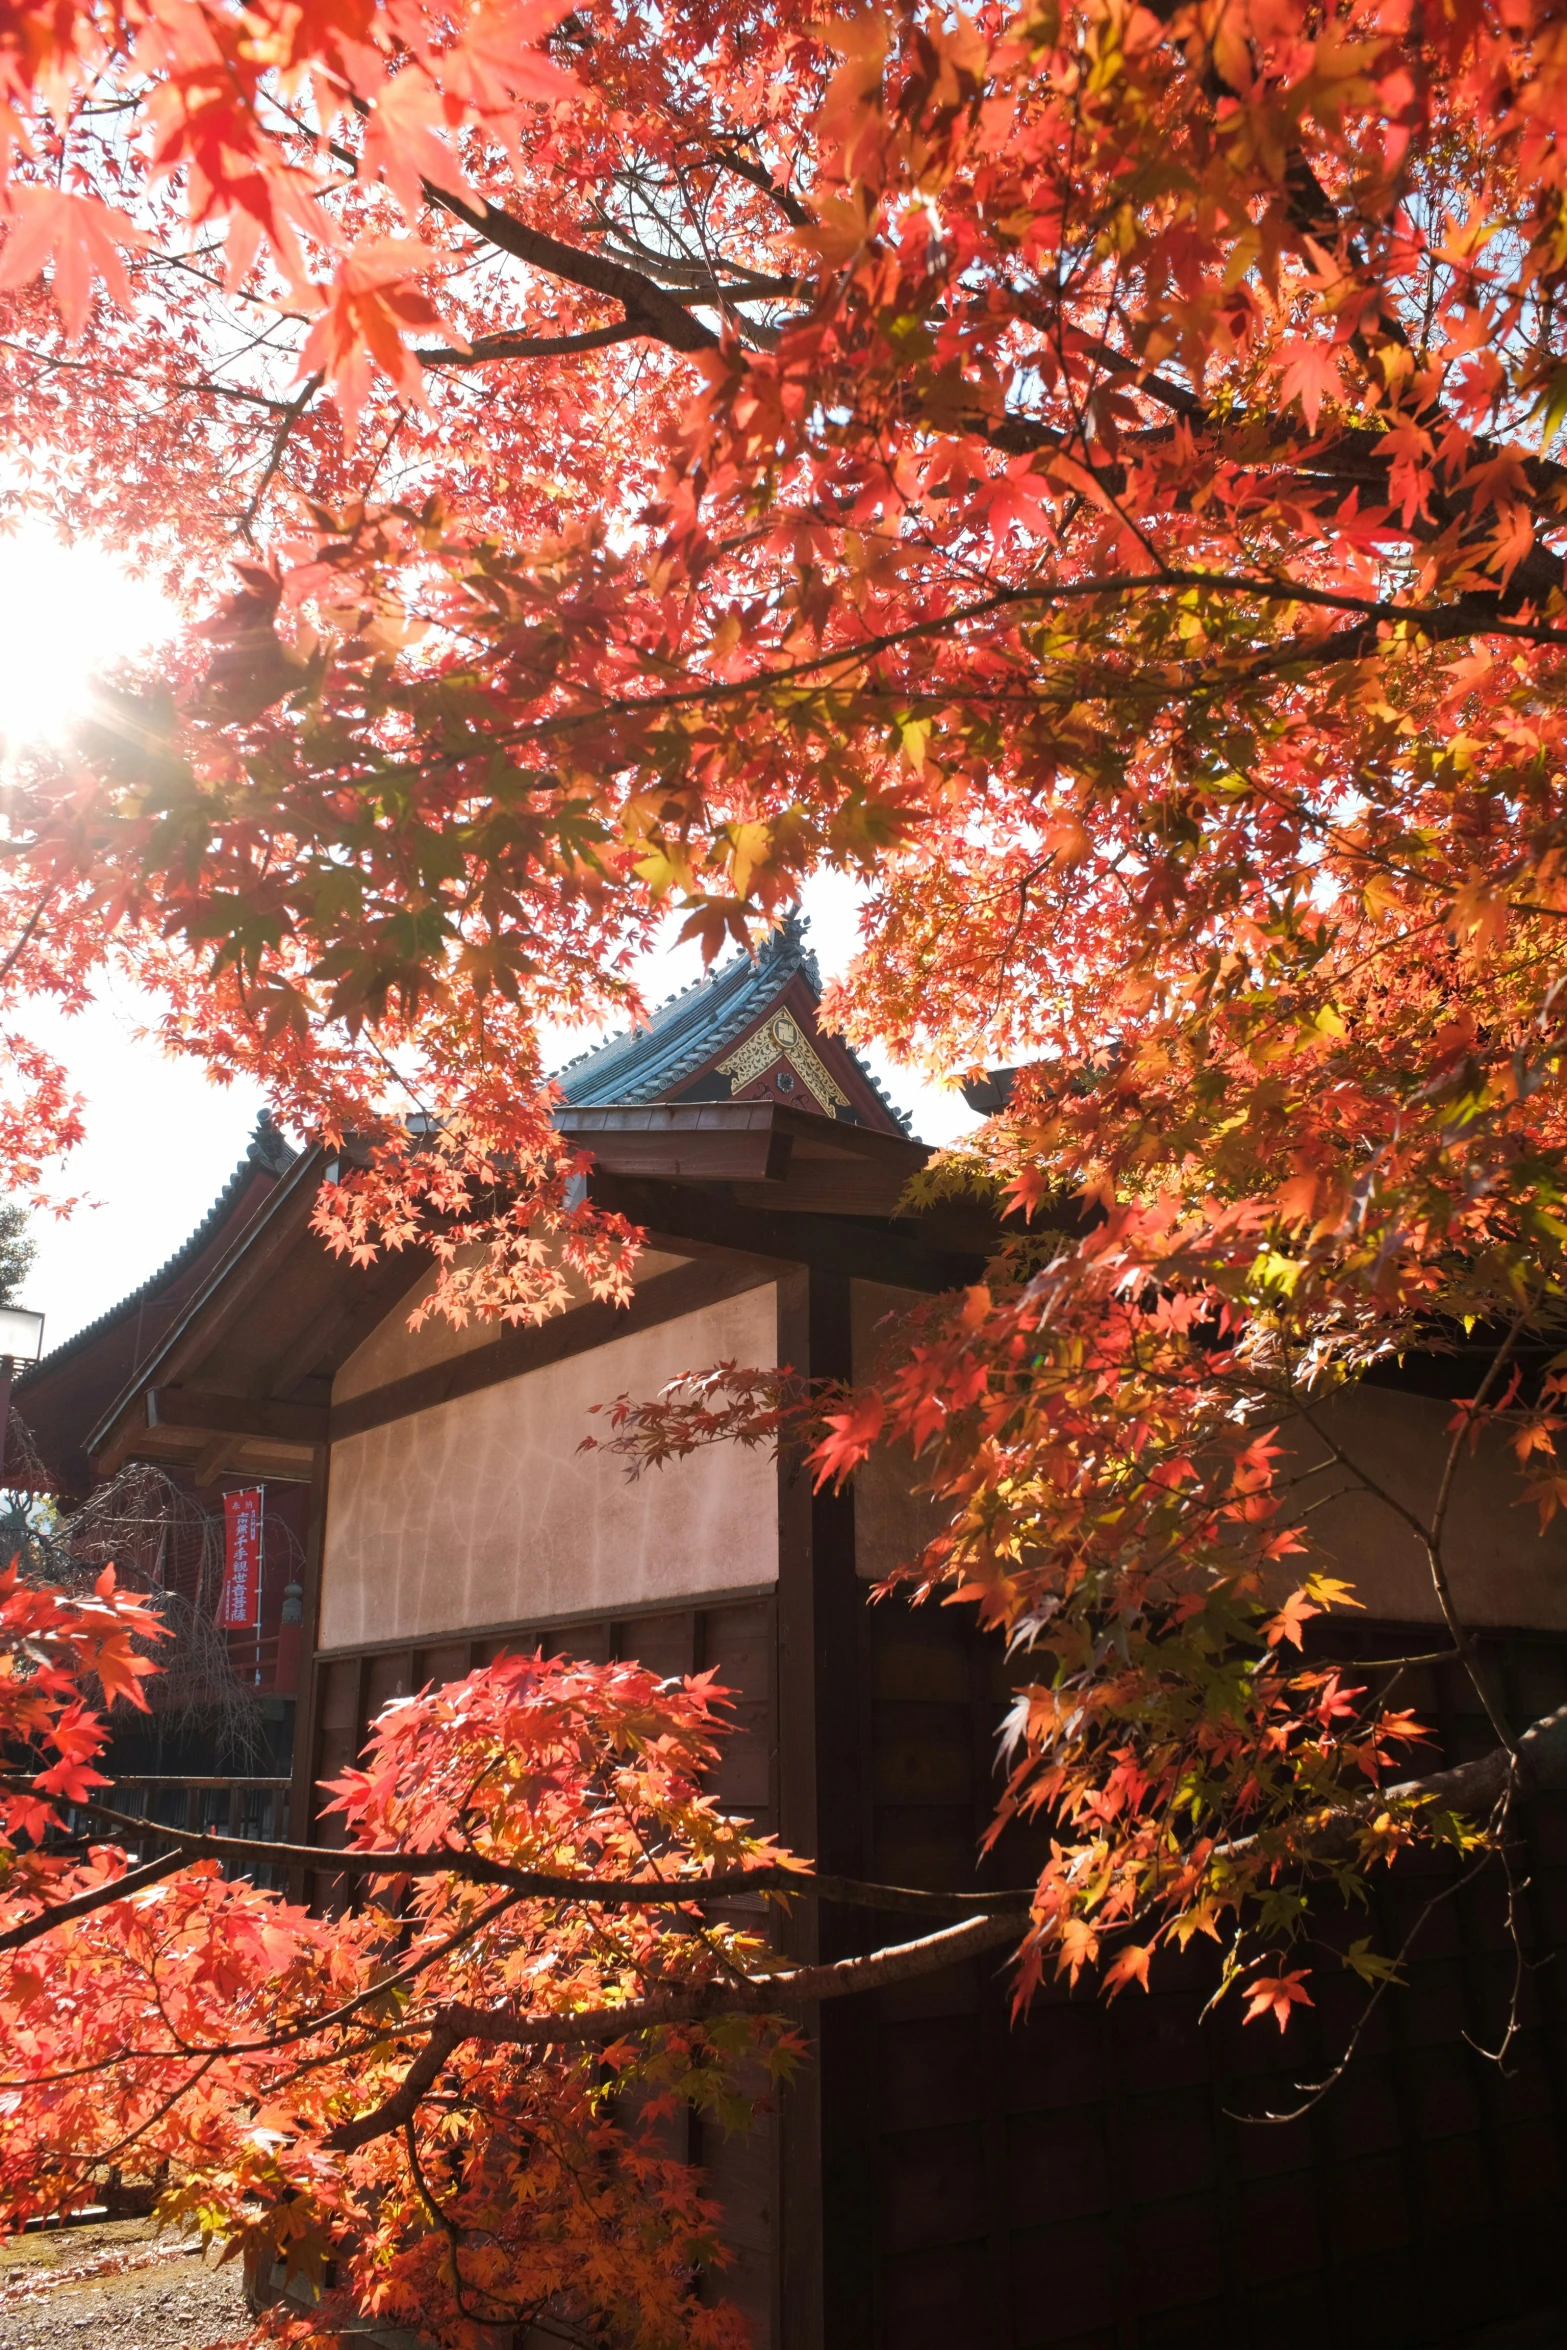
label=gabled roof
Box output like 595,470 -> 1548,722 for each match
14,1114 -> 298,1498
23,1115 -> 296,1384
556,911 -> 913,1134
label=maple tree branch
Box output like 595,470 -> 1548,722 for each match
456,567 -> 1567,751
707,140 -> 811,228
422,182 -> 722,355
0,1890 -> 526,2085
417,323 -> 645,364
0,892 -> 52,987
0,1846 -> 188,1953
0,337 -> 298,413
239,370 -> 323,542
402,2117 -> 481,2323
1292,1316 -> 1524,1751
1267,1702 -> 1567,1871
0,1785 -> 1033,1916
1232,1826 -> 1505,2125
328,1909 -> 1023,2153
590,204 -> 798,297
1418,1318 -> 1526,1747
980,344 -> 1567,613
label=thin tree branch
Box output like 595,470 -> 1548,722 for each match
239,371 -> 322,542
0,892 -> 52,986
0,1785 -> 1034,1915
0,1847 -> 188,1953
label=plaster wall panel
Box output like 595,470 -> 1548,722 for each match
1284,1380 -> 1567,1629
851,1280 -> 951,1584
851,1287 -> 1567,1632
333,1246 -> 691,1403
319,1279 -> 779,1647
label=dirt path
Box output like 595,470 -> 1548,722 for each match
0,2218 -> 250,2350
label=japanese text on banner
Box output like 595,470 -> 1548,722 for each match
219,1487 -> 263,1631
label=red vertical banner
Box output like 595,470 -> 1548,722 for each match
219,1487 -> 263,1630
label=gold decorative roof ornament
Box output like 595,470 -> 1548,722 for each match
717,1012 -> 849,1118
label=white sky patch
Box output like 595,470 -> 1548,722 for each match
0,520 -> 178,751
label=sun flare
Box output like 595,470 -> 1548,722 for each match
0,524 -> 176,752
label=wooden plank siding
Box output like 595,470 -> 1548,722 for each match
850,1602 -> 1567,2350
294,1570 -> 1567,2350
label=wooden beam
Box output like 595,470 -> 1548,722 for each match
560,1101 -> 795,1184
86,1147 -> 330,1467
254,1246 -> 423,1396
147,1389 -> 329,1445
193,1437 -> 242,1485
775,1267 -> 824,2350
595,1178 -> 990,1293
803,1262 -> 877,2350
289,1439 -> 331,1908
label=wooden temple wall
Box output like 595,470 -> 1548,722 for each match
289,1243 -> 1567,2350
819,1604 -> 1567,2350
316,1264 -> 781,1649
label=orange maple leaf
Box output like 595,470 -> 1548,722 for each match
0,187 -> 150,340
1102,1942 -> 1153,1998
1275,337 -> 1344,433
1242,1968 -> 1315,2031
298,237 -> 456,442
809,1392 -> 885,1489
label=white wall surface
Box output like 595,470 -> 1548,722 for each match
320,1279 -> 780,1647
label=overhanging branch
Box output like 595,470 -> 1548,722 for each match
0,1782 -> 1033,1922
422,181 -> 721,355
327,1909 -> 1023,2152
417,323 -> 644,364
0,1847 -> 188,1953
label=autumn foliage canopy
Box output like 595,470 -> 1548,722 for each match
3,0 -> 1567,2318
0,1566 -> 822,2342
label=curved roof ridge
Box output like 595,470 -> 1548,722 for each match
19,1113 -> 298,1384
554,911 -> 912,1133
556,913 -> 813,1098
556,920 -> 811,1078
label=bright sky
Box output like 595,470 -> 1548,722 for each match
0,527 -> 977,1352
0,521 -> 176,753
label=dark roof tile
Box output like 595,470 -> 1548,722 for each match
557,912 -> 912,1132
18,1113 -> 297,1387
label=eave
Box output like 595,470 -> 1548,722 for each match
83,1099 -> 983,1488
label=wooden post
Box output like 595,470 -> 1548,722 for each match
774,1264 -> 878,2350
287,1441 -> 331,1905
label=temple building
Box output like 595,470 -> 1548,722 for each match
15,916 -> 1567,2350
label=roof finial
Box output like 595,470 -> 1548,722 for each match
247,1109 -> 294,1176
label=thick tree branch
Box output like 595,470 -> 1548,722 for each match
417,323 -> 644,364
708,142 -> 812,228
980,389 -> 1567,615
422,182 -> 721,355
1275,1701 -> 1567,1868
328,1910 -> 1022,2153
